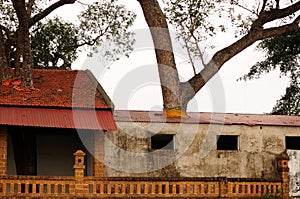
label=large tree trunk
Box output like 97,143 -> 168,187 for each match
12,0 -> 33,88
10,0 -> 36,175
138,0 -> 189,116
139,0 -> 300,115
0,28 -> 12,82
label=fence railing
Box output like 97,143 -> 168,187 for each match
0,150 -> 289,198
0,176 -> 284,198
0,176 -> 75,197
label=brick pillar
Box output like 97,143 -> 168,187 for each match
277,151 -> 290,199
93,131 -> 105,177
219,177 -> 228,198
74,150 -> 86,195
0,126 -> 7,176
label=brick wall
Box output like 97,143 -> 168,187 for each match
93,131 -> 105,177
0,126 -> 7,176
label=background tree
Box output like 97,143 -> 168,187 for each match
240,30 -> 300,115
0,0 -> 135,86
137,0 -> 300,116
31,17 -> 78,69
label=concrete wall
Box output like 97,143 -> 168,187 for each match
104,122 -> 300,180
288,149 -> 300,197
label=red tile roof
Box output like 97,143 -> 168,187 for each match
0,69 -> 113,109
113,110 -> 300,127
0,69 -> 117,130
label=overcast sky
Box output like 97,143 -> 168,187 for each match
58,1 -> 290,114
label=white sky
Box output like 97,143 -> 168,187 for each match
57,1 -> 290,114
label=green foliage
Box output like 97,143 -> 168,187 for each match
0,0 -> 136,69
240,30 -> 300,115
77,0 -> 136,60
240,30 -> 300,81
162,0 -> 254,70
272,82 -> 300,115
0,0 -> 17,31
31,17 -> 78,69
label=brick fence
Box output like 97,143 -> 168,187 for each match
0,150 -> 290,198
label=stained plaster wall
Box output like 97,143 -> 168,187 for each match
104,121 -> 300,180
287,150 -> 300,197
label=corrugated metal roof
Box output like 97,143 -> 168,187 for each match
113,110 -> 300,127
0,107 -> 117,130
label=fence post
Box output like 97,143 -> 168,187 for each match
93,131 -> 105,177
277,151 -> 290,199
219,177 -> 228,198
74,150 -> 86,196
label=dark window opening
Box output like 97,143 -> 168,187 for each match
217,135 -> 238,150
151,134 -> 174,150
286,136 -> 300,150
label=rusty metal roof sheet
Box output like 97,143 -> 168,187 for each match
113,110 -> 300,127
0,107 -> 117,130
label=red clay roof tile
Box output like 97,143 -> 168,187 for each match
0,69 -> 112,109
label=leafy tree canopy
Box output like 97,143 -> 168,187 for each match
240,30 -> 300,115
31,17 -> 78,69
0,0 -> 136,71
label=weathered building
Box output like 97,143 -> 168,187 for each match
107,110 -> 300,196
0,69 -> 299,198
0,69 -> 116,176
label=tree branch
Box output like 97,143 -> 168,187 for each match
29,0 -> 76,27
182,11 -> 300,102
252,1 -> 300,29
259,0 -> 268,14
231,0 -> 258,15
0,24 -> 12,41
26,0 -> 35,17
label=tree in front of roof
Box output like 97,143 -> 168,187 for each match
0,0 -> 135,176
137,0 -> 300,116
0,0 -> 135,88
240,29 -> 300,116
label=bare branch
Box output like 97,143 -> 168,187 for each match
29,0 -> 76,27
182,37 -> 197,75
191,34 -> 207,68
252,1 -> 300,29
26,0 -> 35,16
276,0 -> 280,9
231,0 -> 258,15
76,0 -> 89,6
259,0 -> 268,14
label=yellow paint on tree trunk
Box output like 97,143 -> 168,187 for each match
164,109 -> 189,118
